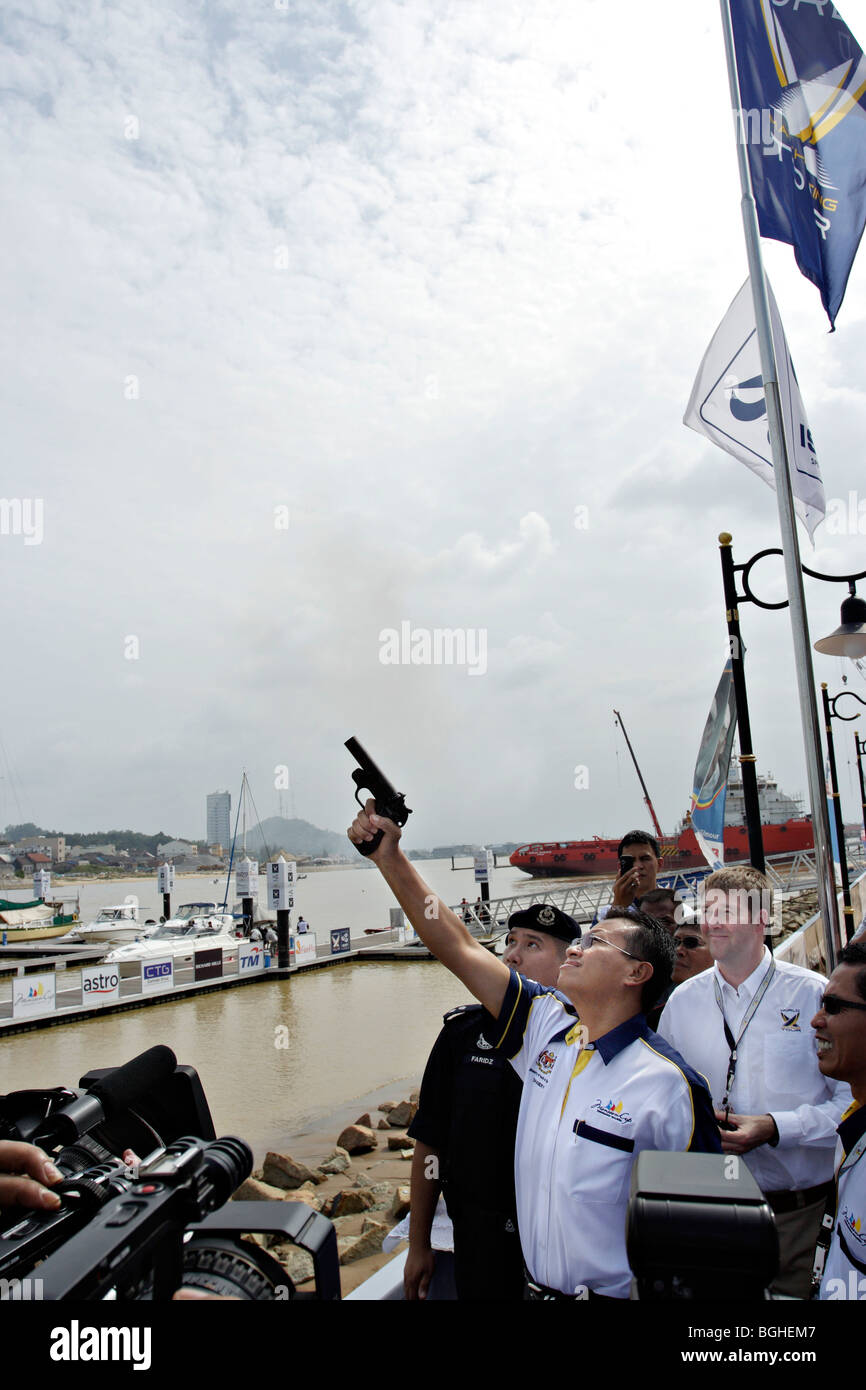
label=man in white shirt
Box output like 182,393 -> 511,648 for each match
348,798 -> 720,1299
813,940 -> 866,1300
657,864 -> 852,1298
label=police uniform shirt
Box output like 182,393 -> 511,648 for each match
657,948 -> 852,1193
819,1100 -> 866,1299
408,1004 -> 523,1218
494,969 -> 720,1299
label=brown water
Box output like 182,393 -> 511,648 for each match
0,959 -> 474,1164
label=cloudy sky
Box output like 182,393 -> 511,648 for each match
2,0 -> 866,849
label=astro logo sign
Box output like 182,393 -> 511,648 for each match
81,967 -> 120,1002
591,1098 -> 632,1125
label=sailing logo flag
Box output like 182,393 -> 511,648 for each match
684,277 -> 825,540
690,659 -> 739,871
730,0 -> 866,327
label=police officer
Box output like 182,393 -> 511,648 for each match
404,903 -> 577,1301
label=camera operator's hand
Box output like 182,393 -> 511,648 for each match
714,1110 -> 778,1153
347,798 -> 403,863
0,1141 -> 62,1210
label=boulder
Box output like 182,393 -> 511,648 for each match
378,1100 -> 396,1113
262,1151 -> 327,1190
377,1118 -> 392,1130
391,1186 -> 411,1219
318,1146 -> 351,1175
338,1220 -> 389,1264
354,1112 -> 372,1128
353,1172 -> 375,1188
337,1124 -> 378,1154
387,1131 -> 414,1151
233,1177 -> 291,1203
271,1243 -> 315,1288
327,1188 -> 376,1218
410,1091 -> 420,1105
387,1101 -> 418,1128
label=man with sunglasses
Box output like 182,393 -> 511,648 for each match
657,865 -> 852,1298
404,902 -> 577,1302
348,800 -> 720,1300
813,942 -> 866,1299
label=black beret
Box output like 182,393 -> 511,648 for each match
506,902 -> 580,945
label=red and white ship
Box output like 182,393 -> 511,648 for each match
510,714 -> 814,878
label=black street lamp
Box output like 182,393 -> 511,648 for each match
821,685 -> 865,943
718,537 -> 866,966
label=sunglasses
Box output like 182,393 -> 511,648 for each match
674,935 -> 705,951
820,994 -> 866,1016
570,932 -> 640,960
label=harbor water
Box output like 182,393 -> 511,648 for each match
0,858 -> 538,1161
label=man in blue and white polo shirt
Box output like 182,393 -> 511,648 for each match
348,799 -> 721,1300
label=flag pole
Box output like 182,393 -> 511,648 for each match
719,0 -> 840,968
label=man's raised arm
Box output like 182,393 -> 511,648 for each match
348,798 -> 510,1018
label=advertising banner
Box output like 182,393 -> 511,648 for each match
194,948 -> 223,982
239,944 -> 264,973
142,959 -> 173,994
292,934 -> 316,964
12,972 -> 56,1018
81,964 -> 121,1004
330,928 -> 350,955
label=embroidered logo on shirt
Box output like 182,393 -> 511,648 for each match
843,1208 -> 866,1246
591,1098 -> 632,1125
780,1008 -> 801,1031
476,1033 -> 493,1050
534,1048 -> 557,1075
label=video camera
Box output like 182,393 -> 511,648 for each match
0,1046 -> 340,1301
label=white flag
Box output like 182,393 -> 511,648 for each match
684,278 -> 825,540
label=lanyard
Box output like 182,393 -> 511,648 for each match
713,958 -> 776,1123
811,1125 -> 866,1295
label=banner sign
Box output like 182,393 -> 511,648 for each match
330,928 -> 350,955
267,859 -> 295,910
81,965 -> 120,1004
12,971 -> 56,1018
142,959 -> 173,994
690,659 -> 739,870
239,944 -> 264,973
730,0 -> 866,327
194,948 -> 223,982
685,277 -> 824,538
236,858 -> 259,899
292,934 -> 316,964
473,849 -> 494,883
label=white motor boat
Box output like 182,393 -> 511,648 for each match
104,906 -> 238,965
69,903 -> 153,944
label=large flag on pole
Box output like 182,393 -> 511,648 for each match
684,277 -> 825,539
730,0 -> 866,327
690,659 -> 739,871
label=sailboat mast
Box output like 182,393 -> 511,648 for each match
613,710 -> 665,842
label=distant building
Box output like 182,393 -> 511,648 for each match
11,835 -> 66,863
207,792 -> 231,851
156,839 -> 199,859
